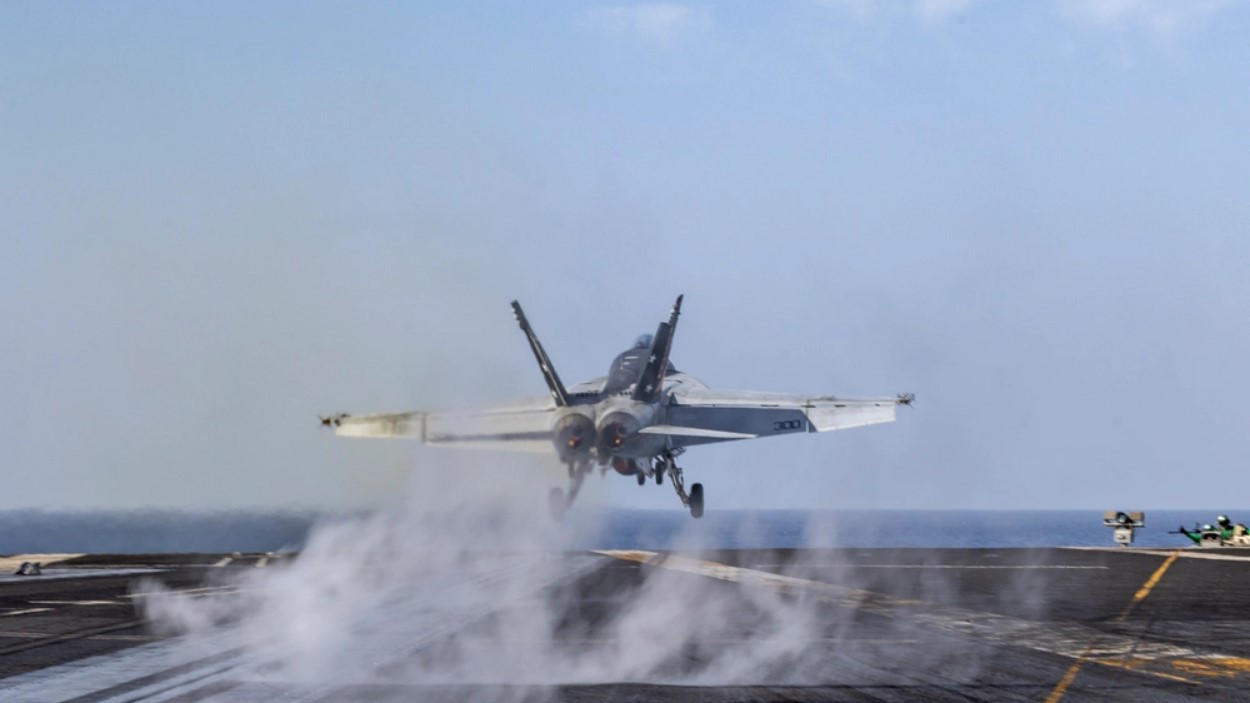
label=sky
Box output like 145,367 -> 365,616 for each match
2,1 -> 1249,511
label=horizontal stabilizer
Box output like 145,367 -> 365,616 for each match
653,391 -> 907,449
639,425 -> 757,440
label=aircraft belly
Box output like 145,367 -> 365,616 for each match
609,433 -> 668,459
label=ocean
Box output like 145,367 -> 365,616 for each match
0,509 -> 1233,554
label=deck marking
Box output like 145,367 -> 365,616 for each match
0,555 -> 607,701
0,567 -> 166,585
1067,546 -> 1250,563
1119,549 -> 1180,622
29,599 -> 121,606
1171,656 -> 1250,678
752,564 -> 1109,570
124,584 -> 241,599
595,550 -> 1238,690
1044,659 -> 1086,702
0,619 -> 143,656
0,629 -> 157,641
2,607 -> 53,616
1044,548 -> 1183,703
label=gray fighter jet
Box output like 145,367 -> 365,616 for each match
322,295 -> 912,519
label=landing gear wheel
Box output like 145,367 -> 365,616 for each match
689,483 -> 704,519
548,487 -> 566,522
636,472 -> 646,486
655,469 -> 664,486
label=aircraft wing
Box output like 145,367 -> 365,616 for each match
326,398 -> 557,453
641,390 -> 912,448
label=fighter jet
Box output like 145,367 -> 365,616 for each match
323,295 -> 913,519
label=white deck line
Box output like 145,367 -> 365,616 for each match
0,567 -> 165,584
1066,546 -> 1250,562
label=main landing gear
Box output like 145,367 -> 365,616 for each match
548,454 -> 705,521
658,451 -> 703,519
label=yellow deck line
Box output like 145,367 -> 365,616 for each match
1120,550 -> 1180,622
595,549 -> 1241,693
1045,549 -> 1183,703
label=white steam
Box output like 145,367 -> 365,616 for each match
135,455 -> 1014,696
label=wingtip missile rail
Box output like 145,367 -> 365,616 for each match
319,413 -> 349,428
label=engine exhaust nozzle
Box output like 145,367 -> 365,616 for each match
553,412 -> 595,464
596,411 -> 641,457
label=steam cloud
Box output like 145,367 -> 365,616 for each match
135,454 -> 856,699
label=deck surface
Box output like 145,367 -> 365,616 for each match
2,547 -> 1249,701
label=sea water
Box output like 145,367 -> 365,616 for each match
0,509 -> 1234,554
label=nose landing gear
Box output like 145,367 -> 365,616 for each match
652,459 -> 665,486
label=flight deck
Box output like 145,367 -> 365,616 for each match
2,547 -> 1249,702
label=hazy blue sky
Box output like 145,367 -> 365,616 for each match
3,2 -> 1249,511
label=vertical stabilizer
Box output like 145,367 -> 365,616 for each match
632,294 -> 683,402
511,301 -> 569,407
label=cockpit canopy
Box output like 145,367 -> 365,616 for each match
603,333 -> 679,395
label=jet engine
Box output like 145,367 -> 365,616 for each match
553,410 -> 595,464
595,405 -> 656,457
